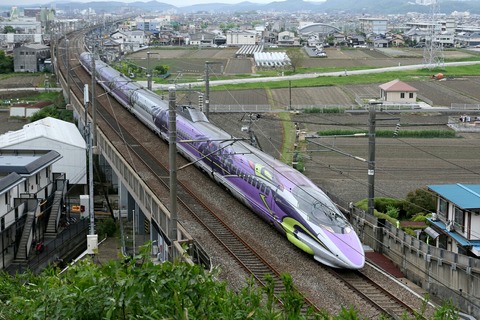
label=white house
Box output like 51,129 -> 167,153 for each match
0,117 -> 86,185
111,30 -> 147,52
379,79 -> 418,103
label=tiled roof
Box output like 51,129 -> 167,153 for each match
379,79 -> 418,92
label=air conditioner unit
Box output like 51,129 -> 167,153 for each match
446,220 -> 455,232
431,212 -> 438,221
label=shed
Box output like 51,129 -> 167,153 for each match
379,79 -> 418,103
0,117 -> 86,185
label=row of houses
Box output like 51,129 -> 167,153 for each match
0,117 -> 87,271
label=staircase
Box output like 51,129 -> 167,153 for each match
15,213 -> 35,261
45,191 -> 62,238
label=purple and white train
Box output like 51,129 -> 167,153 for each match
80,52 -> 365,269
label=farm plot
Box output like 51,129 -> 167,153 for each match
409,80 -> 480,107
271,86 -> 353,108
435,77 -> 480,103
209,88 -> 269,106
0,75 -> 44,89
340,84 -> 380,100
224,58 -> 253,74
289,113 -> 480,202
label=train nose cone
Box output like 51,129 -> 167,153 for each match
326,232 -> 365,269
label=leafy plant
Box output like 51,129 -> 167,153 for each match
404,188 -> 437,219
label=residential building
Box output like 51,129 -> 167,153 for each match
379,79 -> 418,103
427,184 -> 480,258
0,150 -> 64,269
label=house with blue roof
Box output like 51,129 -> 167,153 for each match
427,184 -> 480,258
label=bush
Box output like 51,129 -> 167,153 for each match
404,188 -> 436,219
96,218 -> 117,239
304,107 -> 342,113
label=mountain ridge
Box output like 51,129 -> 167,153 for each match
4,0 -> 480,14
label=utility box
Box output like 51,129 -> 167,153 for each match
80,195 -> 90,219
86,234 -> 98,254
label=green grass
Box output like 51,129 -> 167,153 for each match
279,112 -> 295,164
318,129 -> 457,138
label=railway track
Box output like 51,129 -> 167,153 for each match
58,29 -> 433,319
62,40 -> 319,315
330,268 -> 424,319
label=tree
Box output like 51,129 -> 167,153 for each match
154,64 -> 169,75
0,50 -> 13,73
286,48 -> 304,73
404,187 -> 436,219
3,25 -> 15,34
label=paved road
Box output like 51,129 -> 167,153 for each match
145,61 -> 480,90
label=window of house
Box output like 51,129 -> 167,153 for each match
438,197 -> 447,220
409,92 -> 414,99
454,206 -> 465,232
400,92 -> 405,98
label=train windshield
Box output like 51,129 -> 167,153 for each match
292,186 -> 351,234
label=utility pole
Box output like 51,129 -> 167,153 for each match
84,84 -> 95,236
66,39 -> 70,104
91,53 -> 97,146
204,61 -> 222,120
168,87 -> 178,243
205,61 -> 210,119
367,101 -> 380,217
146,51 -> 158,91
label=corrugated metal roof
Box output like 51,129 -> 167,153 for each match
0,117 -> 85,149
379,79 -> 418,92
428,184 -> 480,209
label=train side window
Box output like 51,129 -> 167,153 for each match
260,184 -> 265,193
247,175 -> 252,184
265,187 -> 271,196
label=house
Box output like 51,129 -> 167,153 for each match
189,32 -> 216,47
110,30 -> 146,52
13,44 -> 50,73
379,79 -> 418,103
427,184 -> 480,257
0,117 -> 86,185
0,150 -> 65,270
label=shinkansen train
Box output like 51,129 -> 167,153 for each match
80,52 -> 365,269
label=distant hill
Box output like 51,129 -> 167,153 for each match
7,0 -> 480,14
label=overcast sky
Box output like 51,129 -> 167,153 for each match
7,0 -> 326,8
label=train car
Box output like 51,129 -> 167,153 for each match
80,52 -> 365,269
